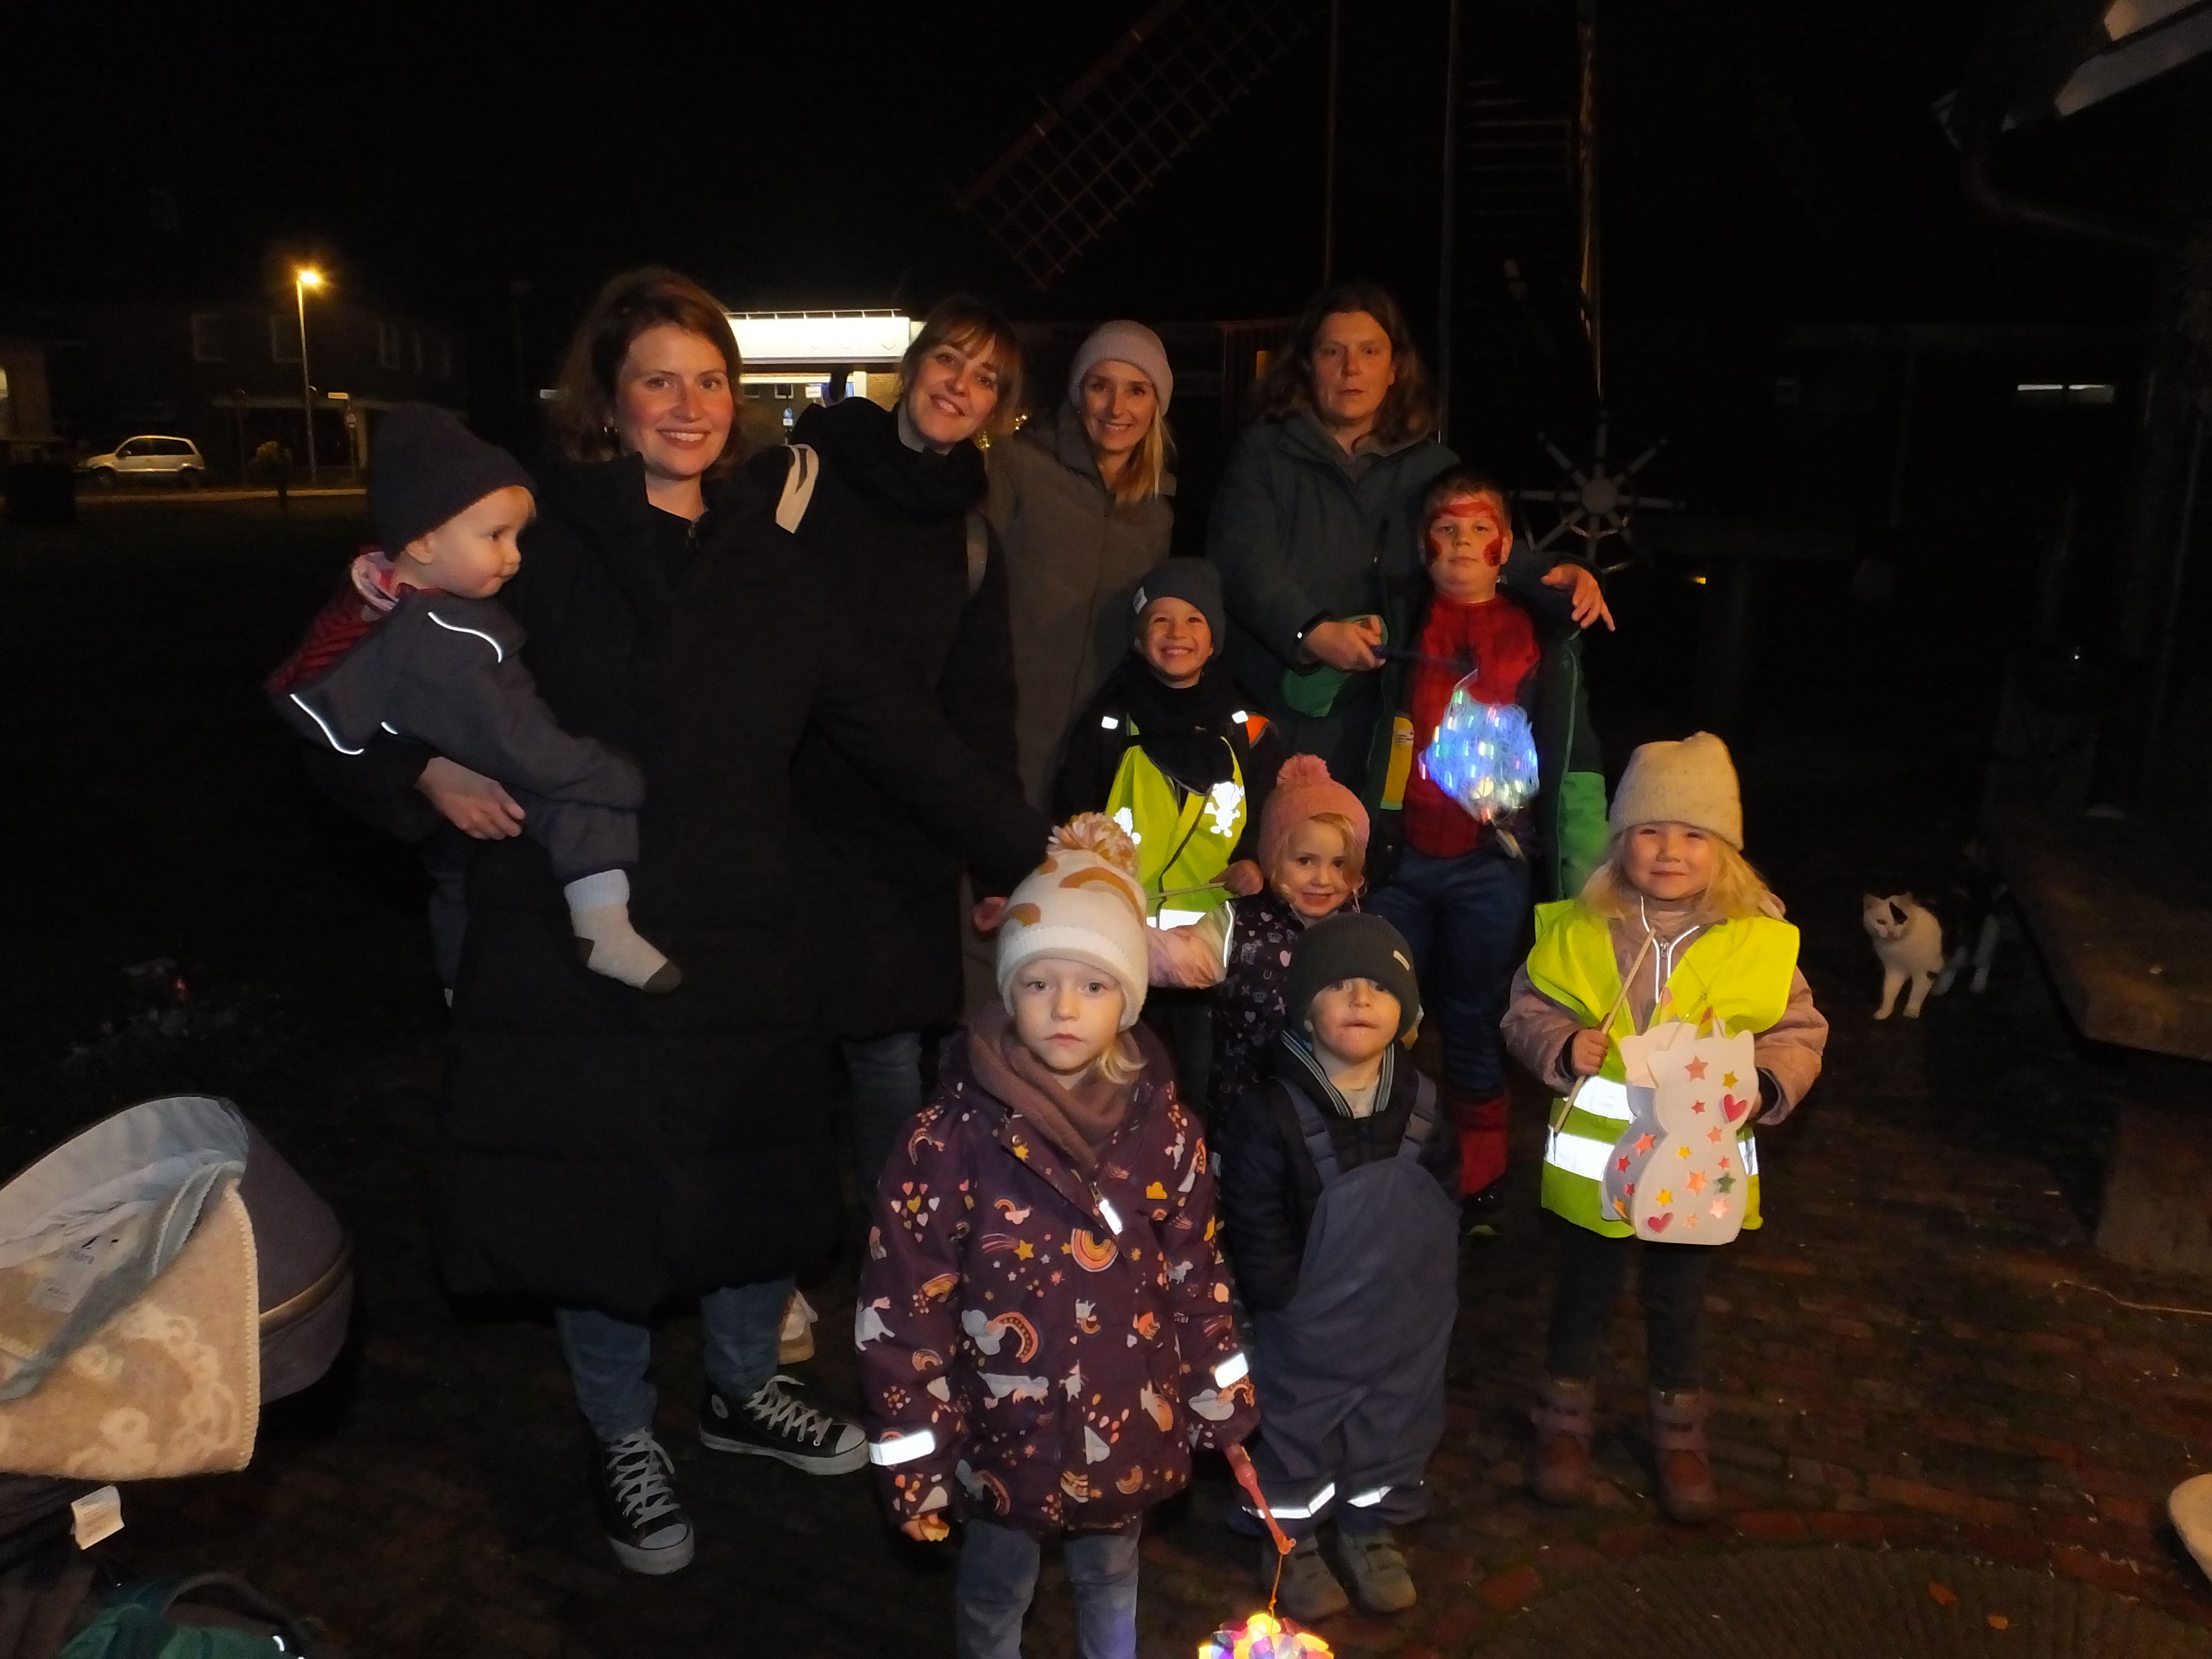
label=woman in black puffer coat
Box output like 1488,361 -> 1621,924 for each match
760,298 -> 1025,1192
340,270 -> 1042,1577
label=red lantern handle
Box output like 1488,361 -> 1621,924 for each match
1225,1443 -> 1293,1557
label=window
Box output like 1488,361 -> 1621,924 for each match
0,365 -> 12,438
191,313 -> 227,362
156,438 -> 195,456
379,323 -> 403,369
270,316 -> 301,363
116,439 -> 145,458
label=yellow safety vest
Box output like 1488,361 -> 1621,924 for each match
1103,721 -> 1247,926
1527,900 -> 1797,1238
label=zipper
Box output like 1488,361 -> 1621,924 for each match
1089,1183 -> 1125,1236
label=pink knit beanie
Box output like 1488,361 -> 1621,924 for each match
1258,755 -> 1370,872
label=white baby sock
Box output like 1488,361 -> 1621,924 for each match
564,870 -> 681,993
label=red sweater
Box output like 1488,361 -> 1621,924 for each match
1403,593 -> 1540,858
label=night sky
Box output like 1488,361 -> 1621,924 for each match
5,0 -> 2180,410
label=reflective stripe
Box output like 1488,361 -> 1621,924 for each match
1250,1481 -> 1335,1520
1544,1128 -> 1613,1180
425,609 -> 505,661
869,1429 -> 937,1467
288,692 -> 364,756
1212,1351 -> 1249,1388
1101,715 -> 1119,730
1344,1486 -> 1389,1508
1157,908 -> 1205,928
1742,1136 -> 1760,1177
1573,1076 -> 1633,1121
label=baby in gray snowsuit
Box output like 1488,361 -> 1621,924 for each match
268,403 -> 677,993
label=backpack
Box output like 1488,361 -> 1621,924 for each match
60,1573 -> 339,1658
773,443 -> 988,599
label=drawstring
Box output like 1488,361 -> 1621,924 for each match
1636,894 -> 1704,1032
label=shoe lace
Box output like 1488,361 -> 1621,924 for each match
605,1430 -> 681,1525
746,1374 -> 841,1446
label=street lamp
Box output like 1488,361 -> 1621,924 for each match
294,268 -> 324,487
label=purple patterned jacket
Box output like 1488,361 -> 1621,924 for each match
856,1023 -> 1257,1536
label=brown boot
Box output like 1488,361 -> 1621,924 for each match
1529,1375 -> 1596,1505
1648,1387 -> 1720,1522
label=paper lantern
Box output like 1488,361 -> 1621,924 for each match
1203,1446 -> 1334,1657
1419,684 -> 1539,824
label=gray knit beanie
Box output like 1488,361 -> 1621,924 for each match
370,404 -> 534,553
1608,732 -> 1745,849
1283,914 -> 1422,1040
1068,321 -> 1174,415
1130,557 -> 1224,646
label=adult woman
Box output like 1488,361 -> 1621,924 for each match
399,269 -> 1041,1576
1209,282 -> 1610,788
764,298 -> 1024,1191
987,320 -> 1178,805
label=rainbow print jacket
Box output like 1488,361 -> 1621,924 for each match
855,1023 -> 1258,1535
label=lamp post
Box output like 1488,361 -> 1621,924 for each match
294,268 -> 323,487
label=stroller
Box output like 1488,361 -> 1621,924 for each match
0,1096 -> 354,1657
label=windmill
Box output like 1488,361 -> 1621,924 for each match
953,0 -> 1325,292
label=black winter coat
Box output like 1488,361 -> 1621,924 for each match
1217,1046 -> 1459,1312
761,399 -> 1022,1040
429,451 -> 1042,1319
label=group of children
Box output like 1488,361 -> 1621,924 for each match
855,471 -> 1830,1652
270,409 -> 1830,1655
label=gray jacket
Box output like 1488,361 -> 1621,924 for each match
270,591 -> 643,814
986,401 -> 1173,806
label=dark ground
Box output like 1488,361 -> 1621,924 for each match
5,499 -> 2212,1656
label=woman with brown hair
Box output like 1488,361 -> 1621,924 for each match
1209,280 -> 1609,786
986,320 -> 1179,806
370,267 -> 1041,1576
760,297 -> 1025,1193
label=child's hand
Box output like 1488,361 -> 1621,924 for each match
901,1514 -> 950,1543
1541,562 -> 1617,632
1221,859 -> 1264,897
1569,1027 -> 1609,1077
971,895 -> 1010,935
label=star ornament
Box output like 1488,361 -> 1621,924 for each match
1722,1071 -> 1738,1088
1706,1126 -> 1724,1143
1716,1172 -> 1737,1193
1635,1133 -> 1656,1155
1684,1057 -> 1708,1081
1686,1171 -> 1707,1193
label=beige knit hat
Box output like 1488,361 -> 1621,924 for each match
1607,732 -> 1744,848
996,814 -> 1151,1029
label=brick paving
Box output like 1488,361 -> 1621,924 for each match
83,744 -> 2212,1657
14,512 -> 2210,1655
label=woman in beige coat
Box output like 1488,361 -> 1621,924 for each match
987,320 -> 1177,807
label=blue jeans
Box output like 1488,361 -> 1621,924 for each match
554,1278 -> 792,1444
843,1031 -> 925,1196
1368,847 -> 1531,1095
955,1520 -> 1140,1659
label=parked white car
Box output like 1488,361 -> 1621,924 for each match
79,436 -> 207,487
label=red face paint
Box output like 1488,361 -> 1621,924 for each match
1427,496 -> 1506,566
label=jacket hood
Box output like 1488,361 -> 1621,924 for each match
1274,408 -> 1441,470
794,397 -> 985,522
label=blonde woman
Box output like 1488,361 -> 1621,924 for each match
988,320 -> 1178,807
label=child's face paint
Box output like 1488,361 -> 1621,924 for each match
1424,492 -> 1510,604
1622,821 -> 1718,904
1269,818 -> 1355,920
1008,956 -> 1126,1079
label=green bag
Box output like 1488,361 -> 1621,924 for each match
1554,769 -> 1610,900
61,1574 -> 333,1659
1280,614 -> 1385,718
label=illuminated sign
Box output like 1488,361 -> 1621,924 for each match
728,313 -> 918,365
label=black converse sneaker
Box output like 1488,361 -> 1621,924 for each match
593,1429 -> 694,1575
698,1374 -> 868,1474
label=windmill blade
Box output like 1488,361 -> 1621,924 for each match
954,0 -> 1323,289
